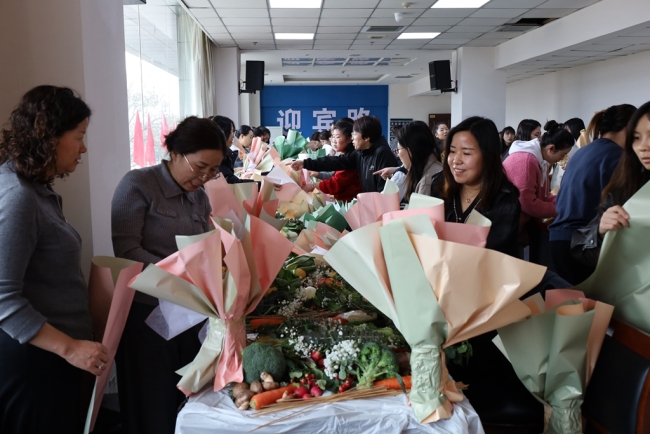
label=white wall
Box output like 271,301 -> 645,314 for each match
213,47 -> 241,126
506,49 -> 650,129
389,83 -> 451,123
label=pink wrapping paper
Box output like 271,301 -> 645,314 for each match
345,191 -> 401,230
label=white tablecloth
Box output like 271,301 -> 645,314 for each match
176,388 -> 485,434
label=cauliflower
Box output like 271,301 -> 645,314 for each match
242,342 -> 286,384
354,342 -> 399,388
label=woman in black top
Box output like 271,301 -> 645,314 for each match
431,116 -> 520,257
212,115 -> 255,184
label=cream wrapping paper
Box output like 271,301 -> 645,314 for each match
494,290 -> 613,434
85,256 -> 143,433
324,216 -> 545,422
129,214 -> 294,395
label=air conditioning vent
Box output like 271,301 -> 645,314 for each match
363,26 -> 404,33
368,35 -> 386,39
496,17 -> 556,33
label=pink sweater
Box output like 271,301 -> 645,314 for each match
503,151 -> 557,231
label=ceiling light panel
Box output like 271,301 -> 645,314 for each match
275,33 -> 315,39
269,0 -> 322,7
432,0 -> 490,8
397,32 -> 441,39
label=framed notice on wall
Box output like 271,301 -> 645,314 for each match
389,118 -> 413,144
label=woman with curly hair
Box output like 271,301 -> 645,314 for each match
0,85 -> 108,433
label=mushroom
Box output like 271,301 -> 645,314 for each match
232,382 -> 250,400
234,390 -> 255,408
262,381 -> 280,391
260,372 -> 275,383
249,380 -> 264,394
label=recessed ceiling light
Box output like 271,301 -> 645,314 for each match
397,32 -> 440,39
270,0 -> 322,8
431,0 -> 490,8
275,33 -> 315,40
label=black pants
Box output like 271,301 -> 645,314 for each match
116,302 -> 203,434
549,240 -> 595,285
0,330 -> 88,434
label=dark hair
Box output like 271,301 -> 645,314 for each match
433,122 -> 448,135
353,116 -> 382,143
563,118 -> 585,141
332,121 -> 354,154
253,126 -> 270,138
441,116 -> 516,210
0,85 -> 91,183
310,131 -> 321,141
211,115 -> 235,139
319,130 -> 331,141
499,126 -> 515,154
338,117 -> 354,125
397,122 -> 440,200
586,104 -> 637,141
540,120 -> 574,151
515,119 -> 541,141
236,125 -> 252,138
165,116 -> 227,156
602,101 -> 650,204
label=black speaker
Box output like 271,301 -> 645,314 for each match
245,61 -> 265,92
429,60 -> 452,91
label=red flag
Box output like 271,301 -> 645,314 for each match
145,113 -> 156,167
133,111 -> 145,168
160,113 -> 169,149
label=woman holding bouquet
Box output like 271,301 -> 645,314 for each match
431,116 -> 521,257
0,85 -> 108,433
111,117 -> 227,434
572,101 -> 650,266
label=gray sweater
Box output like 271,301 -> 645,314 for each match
0,162 -> 92,344
111,162 -> 211,303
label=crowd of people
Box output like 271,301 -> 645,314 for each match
1,84 -> 649,433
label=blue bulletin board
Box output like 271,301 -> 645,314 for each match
260,85 -> 389,140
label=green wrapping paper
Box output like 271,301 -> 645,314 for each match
578,180 -> 650,334
301,202 -> 349,233
308,148 -> 327,158
273,130 -> 308,160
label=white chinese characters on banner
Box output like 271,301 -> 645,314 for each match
312,108 -> 337,130
348,107 -> 370,120
277,109 -> 302,130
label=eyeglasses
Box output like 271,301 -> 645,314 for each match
183,154 -> 220,181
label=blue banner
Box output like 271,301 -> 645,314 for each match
260,85 -> 389,140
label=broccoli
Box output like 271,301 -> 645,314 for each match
354,342 -> 399,388
242,342 -> 286,384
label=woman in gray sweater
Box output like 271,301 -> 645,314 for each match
111,116 -> 227,434
0,86 -> 108,433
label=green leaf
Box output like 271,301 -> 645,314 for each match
289,371 -> 303,379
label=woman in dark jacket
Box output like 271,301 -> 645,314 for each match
291,116 -> 398,193
572,101 -> 650,267
212,115 -> 255,184
431,116 -> 520,257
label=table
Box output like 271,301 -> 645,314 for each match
176,388 -> 485,434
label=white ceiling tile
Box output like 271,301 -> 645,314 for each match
217,9 -> 269,18
317,26 -> 362,33
611,36 -> 650,45
484,0 -> 545,7
270,9 -> 321,18
312,44 -> 355,49
319,18 -> 369,26
271,26 -> 318,33
207,31 -> 231,38
405,25 -> 452,33
582,43 -> 633,51
470,8 -> 529,18
364,18 -> 416,26
437,32 -> 482,38
231,34 -> 274,41
189,8 -> 218,18
421,8 -> 475,18
202,24 -> 226,31
477,31 -> 521,39
199,17 -> 225,27
446,26 -> 497,33
226,25 -> 272,34
272,18 -> 319,27
371,9 -> 427,18
521,8 -> 577,18
411,17 -> 464,26
273,43 -> 314,49
376,0 -> 435,7
323,0 -> 380,7
464,39 -> 506,47
619,44 -> 650,51
423,43 -> 461,49
185,0 -> 211,6
321,9 -> 375,18
428,38 -> 472,44
239,45 -> 276,50
315,33 -> 360,40
457,17 -> 511,26
209,0 -> 268,7
537,0 -> 599,8
222,17 -> 270,26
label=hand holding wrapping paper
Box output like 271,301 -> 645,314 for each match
494,290 -> 613,434
128,215 -> 294,395
85,257 -> 142,433
324,216 -> 545,423
577,180 -> 650,335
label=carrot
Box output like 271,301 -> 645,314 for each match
374,376 -> 411,390
249,317 -> 285,330
249,385 -> 296,410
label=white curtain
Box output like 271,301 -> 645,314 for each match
177,9 -> 214,118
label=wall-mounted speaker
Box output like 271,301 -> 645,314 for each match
429,60 -> 452,91
245,61 -> 265,93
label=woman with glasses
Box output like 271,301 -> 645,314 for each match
111,116 -> 226,434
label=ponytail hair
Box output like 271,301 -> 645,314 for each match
540,120 -> 574,151
586,104 -> 636,142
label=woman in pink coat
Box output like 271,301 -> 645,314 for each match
503,120 -> 574,263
